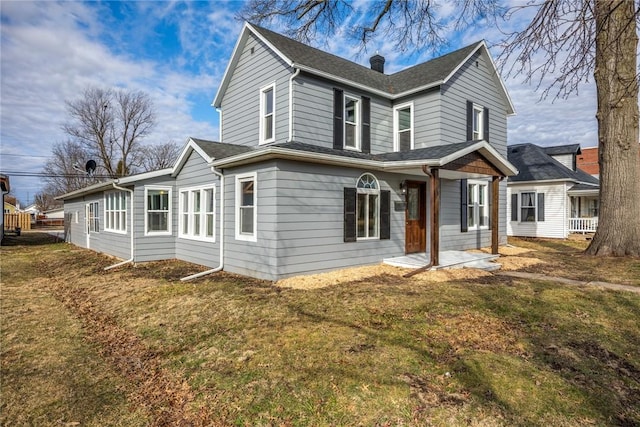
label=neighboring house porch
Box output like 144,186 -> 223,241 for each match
568,184 -> 599,233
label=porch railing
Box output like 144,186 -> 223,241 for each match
569,217 -> 598,233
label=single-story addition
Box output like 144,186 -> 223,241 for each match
506,143 -> 600,239
59,22 -> 520,281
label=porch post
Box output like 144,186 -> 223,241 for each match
430,168 -> 440,266
491,176 -> 499,254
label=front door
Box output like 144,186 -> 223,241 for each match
405,181 -> 426,254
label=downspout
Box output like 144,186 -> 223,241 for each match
287,67 -> 301,142
181,166 -> 225,281
104,181 -> 134,270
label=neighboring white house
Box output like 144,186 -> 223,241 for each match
507,143 -> 599,239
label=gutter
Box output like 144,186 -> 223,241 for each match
104,181 -> 135,271
181,166 -> 225,281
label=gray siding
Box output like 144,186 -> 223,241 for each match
293,74 -> 394,153
409,89 -> 442,150
63,192 -> 130,260
222,160 -> 413,280
440,50 -> 509,155
132,176 -> 176,262
221,33 -> 291,147
175,151 -> 221,268
222,161 -> 279,280
275,160 -> 406,279
439,178 -> 507,251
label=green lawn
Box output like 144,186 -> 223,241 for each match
1,232 -> 639,426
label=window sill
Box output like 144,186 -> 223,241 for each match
235,233 -> 257,242
105,229 -> 127,235
178,234 -> 216,243
144,231 -> 172,236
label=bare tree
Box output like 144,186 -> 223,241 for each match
242,0 -> 502,54
42,140 -> 102,196
63,86 -> 155,178
242,0 -> 640,257
33,191 -> 61,213
500,0 -> 640,256
139,141 -> 182,172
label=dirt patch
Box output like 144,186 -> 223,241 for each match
47,278 -> 219,427
498,256 -> 545,271
276,263 -> 494,290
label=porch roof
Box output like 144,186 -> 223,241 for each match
568,183 -> 599,196
212,140 -> 518,177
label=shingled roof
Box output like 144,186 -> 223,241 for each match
251,24 -> 480,95
508,143 -> 599,186
214,22 -> 514,114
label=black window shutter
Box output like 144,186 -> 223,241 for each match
344,187 -> 356,242
333,88 -> 344,150
461,179 -> 468,232
466,100 -> 473,141
380,190 -> 390,240
361,96 -> 371,154
511,194 -> 518,221
483,107 -> 490,141
537,193 -> 545,222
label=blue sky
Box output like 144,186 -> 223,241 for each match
1,1 -> 600,205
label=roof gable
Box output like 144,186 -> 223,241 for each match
214,22 -> 515,114
172,137 -> 253,176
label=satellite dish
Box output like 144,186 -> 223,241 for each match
85,160 -> 97,175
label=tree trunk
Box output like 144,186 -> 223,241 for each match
586,0 -> 640,256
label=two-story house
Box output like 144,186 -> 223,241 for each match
59,22 -> 517,281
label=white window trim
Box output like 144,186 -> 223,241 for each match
356,173 -> 380,240
393,101 -> 414,152
472,104 -> 484,141
344,94 -> 360,151
87,201 -> 99,233
235,172 -> 257,242
103,191 -> 127,234
75,211 -> 79,224
259,82 -> 276,145
144,186 -> 172,236
178,184 -> 216,242
468,180 -> 489,230
519,191 -> 538,223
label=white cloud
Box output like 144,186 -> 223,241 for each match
0,1 -> 219,203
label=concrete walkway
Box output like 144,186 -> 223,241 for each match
495,271 -> 640,294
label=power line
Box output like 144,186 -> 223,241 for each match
0,153 -> 51,159
0,171 -> 112,179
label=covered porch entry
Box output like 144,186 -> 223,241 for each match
383,141 -> 517,272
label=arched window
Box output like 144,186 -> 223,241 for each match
356,173 -> 380,238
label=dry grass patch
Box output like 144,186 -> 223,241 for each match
2,232 -> 640,426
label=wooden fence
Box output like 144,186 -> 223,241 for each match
4,213 -> 31,231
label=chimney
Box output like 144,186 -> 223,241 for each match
369,52 -> 385,73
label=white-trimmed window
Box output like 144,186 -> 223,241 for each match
472,104 -> 484,141
520,192 -> 536,222
394,102 -> 414,151
468,181 -> 489,229
104,191 -> 127,233
87,201 -> 99,233
179,185 -> 216,241
145,187 -> 171,235
235,172 -> 257,241
356,173 -> 380,239
344,95 -> 360,150
259,83 -> 275,144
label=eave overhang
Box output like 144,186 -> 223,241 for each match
212,140 -> 518,177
